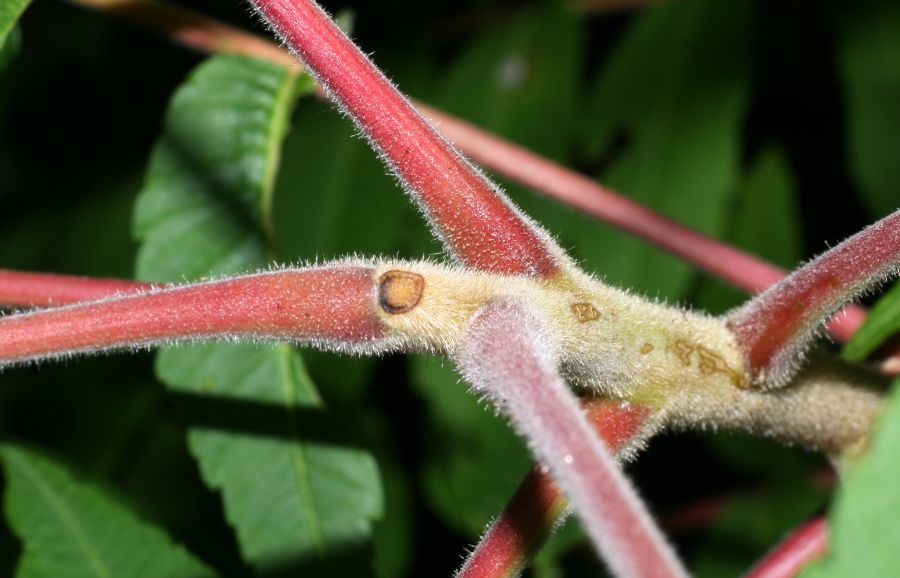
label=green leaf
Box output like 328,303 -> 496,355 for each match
134,54 -> 381,573
801,381 -> 900,578
0,26 -> 18,71
0,0 -> 29,49
694,146 -> 802,313
156,344 -> 382,573
1,445 -> 213,578
582,0 -> 752,299
834,0 -> 900,217
273,45 -> 434,266
844,281 -> 900,362
133,55 -> 302,279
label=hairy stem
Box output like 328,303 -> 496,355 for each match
0,266 -> 386,366
729,210 -> 900,387
458,400 -> 655,578
459,299 -> 687,578
63,0 -> 877,347
744,517 -> 828,578
250,0 -> 562,277
0,269 -> 149,307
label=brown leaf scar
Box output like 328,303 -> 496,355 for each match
571,302 -> 601,323
378,270 -> 425,314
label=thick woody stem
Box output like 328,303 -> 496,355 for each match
0,269 -> 149,307
729,210 -> 900,387
250,0 -> 562,277
459,299 -> 686,578
744,517 -> 828,578
458,400 -> 653,578
0,266 -> 386,366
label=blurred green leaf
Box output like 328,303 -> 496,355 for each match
436,3 -> 582,162
0,26 -> 20,133
0,0 -> 29,49
694,146 -> 801,313
692,474 -> 826,578
134,54 -> 381,574
834,0 -> 900,217
1,445 -> 214,577
273,100 -> 413,263
844,280 -> 900,362
410,355 -> 529,536
0,27 -> 17,70
274,45 -> 433,266
582,0 -> 751,299
801,381 -> 900,578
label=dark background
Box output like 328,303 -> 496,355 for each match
0,0 -> 897,576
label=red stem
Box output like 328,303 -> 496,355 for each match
458,400 -> 652,578
460,299 -> 686,578
250,0 -> 560,278
0,267 -> 384,365
744,517 -> 828,578
729,210 -> 900,385
0,269 -> 149,307
63,0 -> 873,344
421,106 -> 870,343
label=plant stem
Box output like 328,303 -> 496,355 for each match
0,267 -> 385,366
459,299 -> 687,578
62,0 -> 874,347
0,269 -> 148,307
250,0 -> 562,278
729,210 -> 900,387
458,399 -> 654,578
744,517 -> 828,578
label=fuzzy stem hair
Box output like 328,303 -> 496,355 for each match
457,400 -> 655,578
63,0 -> 884,356
0,266 -> 389,366
458,298 -> 688,578
249,0 -> 564,277
729,210 -> 900,387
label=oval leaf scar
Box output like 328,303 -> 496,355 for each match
379,270 -> 425,314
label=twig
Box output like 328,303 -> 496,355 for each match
729,210 -> 900,387
457,400 -> 654,578
250,0 -> 564,278
0,269 -> 148,307
459,299 -> 687,578
63,0 -> 876,348
744,517 -> 828,578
